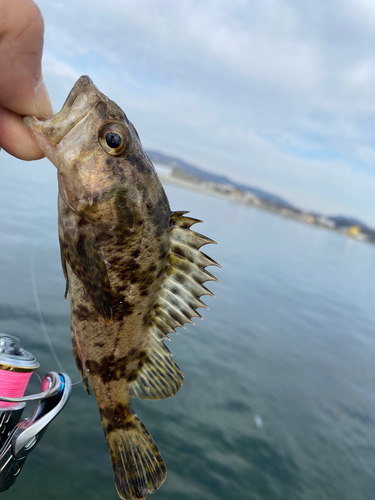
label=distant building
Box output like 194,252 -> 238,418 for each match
304,214 -> 316,224
232,188 -> 244,198
316,216 -> 336,229
213,184 -> 234,195
280,208 -> 297,218
244,192 -> 261,205
347,225 -> 360,237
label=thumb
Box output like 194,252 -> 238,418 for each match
0,0 -> 53,160
0,0 -> 52,118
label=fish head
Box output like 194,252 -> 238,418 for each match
24,75 -> 145,219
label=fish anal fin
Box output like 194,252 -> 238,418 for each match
130,332 -> 184,400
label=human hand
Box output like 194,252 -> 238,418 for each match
0,0 -> 52,160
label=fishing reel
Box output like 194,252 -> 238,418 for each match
0,334 -> 71,492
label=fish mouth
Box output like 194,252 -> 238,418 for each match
24,75 -> 105,147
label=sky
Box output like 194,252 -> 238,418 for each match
33,0 -> 375,226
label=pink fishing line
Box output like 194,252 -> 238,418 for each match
0,371 -> 32,407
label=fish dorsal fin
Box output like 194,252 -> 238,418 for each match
130,211 -> 220,400
152,211 -> 220,337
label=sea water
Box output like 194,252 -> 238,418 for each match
1,154 -> 375,500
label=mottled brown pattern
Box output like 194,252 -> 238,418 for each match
24,76 -> 172,499
86,348 -> 141,384
100,404 -> 135,433
24,75 -> 218,500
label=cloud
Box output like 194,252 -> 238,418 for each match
34,0 -> 375,225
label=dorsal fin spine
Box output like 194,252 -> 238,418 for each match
159,288 -> 199,321
162,277 -> 209,310
158,304 -> 187,329
150,324 -> 169,341
165,268 -> 215,298
155,305 -> 186,329
201,268 -> 220,283
158,296 -> 194,326
171,226 -> 217,249
172,216 -> 203,229
167,254 -> 218,284
171,210 -> 190,217
170,242 -> 221,269
152,316 -> 177,335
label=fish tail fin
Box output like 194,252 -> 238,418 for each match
103,411 -> 166,500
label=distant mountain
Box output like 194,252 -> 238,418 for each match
328,215 -> 369,230
146,151 -> 375,234
146,150 -> 294,208
327,215 -> 375,238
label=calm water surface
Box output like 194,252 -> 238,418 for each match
1,154 -> 375,499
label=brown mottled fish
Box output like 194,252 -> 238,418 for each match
24,76 -> 219,500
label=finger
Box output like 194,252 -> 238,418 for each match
0,106 -> 45,160
0,0 -> 53,119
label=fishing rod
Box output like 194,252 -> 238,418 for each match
0,333 -> 71,492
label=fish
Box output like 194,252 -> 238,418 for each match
24,75 -> 219,500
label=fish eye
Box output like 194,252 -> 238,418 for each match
99,123 -> 131,156
106,132 -> 122,149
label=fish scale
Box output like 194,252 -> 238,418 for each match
24,75 -> 219,500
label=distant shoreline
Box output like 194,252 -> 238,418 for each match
157,172 -> 234,202
156,169 -> 373,246
148,150 -> 375,245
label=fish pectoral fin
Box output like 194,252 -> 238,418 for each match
60,240 -> 70,299
102,408 -> 166,500
71,326 -> 90,395
64,279 -> 69,300
62,229 -> 113,322
130,332 -> 184,400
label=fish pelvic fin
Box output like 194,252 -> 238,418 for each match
130,332 -> 184,400
71,325 -> 90,395
102,409 -> 166,500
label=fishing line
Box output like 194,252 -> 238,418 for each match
32,370 -> 42,384
30,246 -> 86,388
70,374 -> 88,386
30,246 -> 65,373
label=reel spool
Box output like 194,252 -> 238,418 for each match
0,333 -> 71,492
0,334 -> 39,411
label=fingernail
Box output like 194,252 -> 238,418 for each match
35,79 -> 53,119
